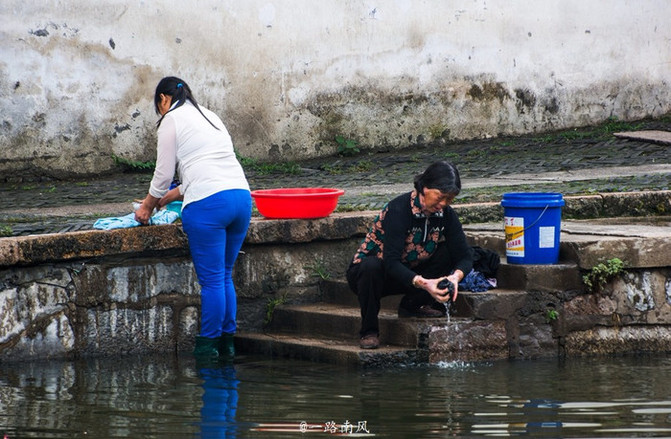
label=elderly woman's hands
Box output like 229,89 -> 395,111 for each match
412,271 -> 463,303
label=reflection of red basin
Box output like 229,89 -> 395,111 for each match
251,188 -> 345,219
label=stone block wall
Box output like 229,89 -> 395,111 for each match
0,258 -> 201,361
0,212 -> 369,362
562,268 -> 671,356
1,200 -> 670,363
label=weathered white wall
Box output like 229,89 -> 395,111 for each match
2,0 -> 671,179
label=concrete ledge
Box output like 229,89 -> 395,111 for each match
565,326 -> 671,356
1,190 -> 668,268
465,216 -> 671,270
0,212 -> 374,267
245,211 -> 373,244
562,191 -> 671,219
0,225 -> 189,267
456,190 -> 671,223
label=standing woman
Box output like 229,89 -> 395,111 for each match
135,76 -> 251,362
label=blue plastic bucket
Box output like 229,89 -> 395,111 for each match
501,192 -> 565,264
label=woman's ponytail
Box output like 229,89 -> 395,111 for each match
154,77 -> 219,130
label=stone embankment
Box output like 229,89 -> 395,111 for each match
1,190 -> 670,366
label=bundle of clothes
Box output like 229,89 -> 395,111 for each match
93,210 -> 180,230
458,246 -> 500,292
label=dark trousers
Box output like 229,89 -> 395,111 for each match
346,245 -> 454,337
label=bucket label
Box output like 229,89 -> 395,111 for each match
504,216 -> 524,257
539,226 -> 555,248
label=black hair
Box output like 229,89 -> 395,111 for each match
154,76 -> 219,130
413,161 -> 461,195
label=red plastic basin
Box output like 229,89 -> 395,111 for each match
251,188 -> 345,219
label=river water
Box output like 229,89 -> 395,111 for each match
2,353 -> 671,438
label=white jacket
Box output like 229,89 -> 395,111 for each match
149,101 -> 249,208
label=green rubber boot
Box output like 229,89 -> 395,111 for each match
193,336 -> 220,361
218,333 -> 235,363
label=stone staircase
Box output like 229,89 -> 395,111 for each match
235,217 -> 671,367
235,237 -> 584,367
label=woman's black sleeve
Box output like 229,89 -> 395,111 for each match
380,198 -> 417,286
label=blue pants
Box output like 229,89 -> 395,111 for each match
181,189 -> 251,338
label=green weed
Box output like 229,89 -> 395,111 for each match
353,160 -> 373,172
322,163 -> 343,175
307,260 -> 331,280
583,257 -> 625,293
255,162 -> 301,175
236,152 -> 301,175
112,154 -> 156,172
335,203 -> 359,212
537,117 -> 645,145
264,294 -> 288,325
545,308 -> 559,323
599,116 -> 644,134
533,134 -> 556,143
335,135 -> 360,156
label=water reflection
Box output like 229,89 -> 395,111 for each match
198,365 -> 239,438
1,354 -> 671,437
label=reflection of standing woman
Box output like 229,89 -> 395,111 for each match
199,366 -> 239,436
135,76 -> 251,362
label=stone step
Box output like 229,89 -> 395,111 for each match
497,261 -> 583,292
320,276 -> 560,319
426,319 -> 510,363
244,285 -> 534,366
456,288 -> 530,320
236,312 -> 516,366
321,259 -> 583,305
234,332 -> 419,368
267,302 -> 437,347
319,278 -> 402,310
272,287 -> 530,342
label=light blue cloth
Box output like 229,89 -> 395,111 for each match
93,210 -> 180,230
